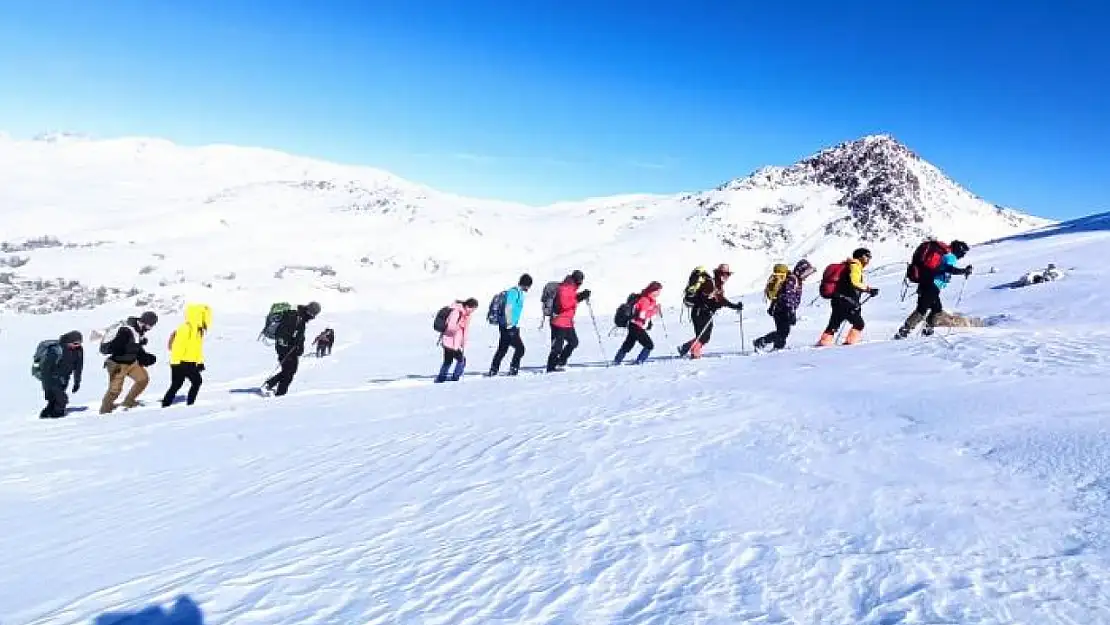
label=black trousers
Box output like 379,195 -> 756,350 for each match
265,348 -> 300,396
489,326 -> 525,374
825,296 -> 865,333
615,324 -> 654,362
163,362 -> 204,407
546,326 -> 579,371
41,386 -> 68,418
915,281 -> 943,325
680,307 -> 715,354
756,309 -> 794,350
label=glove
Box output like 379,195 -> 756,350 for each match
647,320 -> 654,330
139,337 -> 148,346
868,287 -> 880,297
580,289 -> 591,300
963,265 -> 973,276
733,301 -> 743,311
71,381 -> 80,394
198,364 -> 206,372
788,311 -> 797,326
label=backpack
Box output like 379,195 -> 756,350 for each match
683,267 -> 710,307
487,290 -> 507,325
613,293 -> 639,328
32,340 -> 60,380
540,281 -> 559,317
906,240 -> 950,284
433,306 -> 452,333
819,262 -> 848,299
97,320 -> 128,355
260,302 -> 291,341
764,263 -> 790,302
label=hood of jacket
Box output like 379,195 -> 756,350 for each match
184,303 -> 212,329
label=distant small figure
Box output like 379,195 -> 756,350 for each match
435,298 -> 479,382
1019,263 -> 1064,286
33,330 -> 84,418
313,328 -> 335,357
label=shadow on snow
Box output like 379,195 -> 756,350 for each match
94,595 -> 204,625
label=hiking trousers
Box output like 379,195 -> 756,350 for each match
615,324 -> 654,364
547,326 -> 579,371
41,386 -> 68,418
679,307 -> 715,355
162,362 -> 203,407
898,281 -> 943,336
436,348 -> 465,382
101,360 -> 149,414
265,348 -> 300,396
825,296 -> 865,334
489,326 -> 525,375
756,309 -> 794,351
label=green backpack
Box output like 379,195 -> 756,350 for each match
260,302 -> 292,341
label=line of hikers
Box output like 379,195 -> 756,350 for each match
31,238 -> 973,416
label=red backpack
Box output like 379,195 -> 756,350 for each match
819,261 -> 848,299
906,240 -> 950,283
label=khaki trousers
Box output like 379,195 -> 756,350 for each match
100,361 -> 149,414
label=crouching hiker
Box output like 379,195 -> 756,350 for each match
99,311 -> 159,413
614,281 -> 662,365
435,298 -> 479,383
33,331 -> 84,418
162,303 -> 211,408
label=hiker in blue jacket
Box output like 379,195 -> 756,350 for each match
488,274 -> 532,376
896,240 -> 972,338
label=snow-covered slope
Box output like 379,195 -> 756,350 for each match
0,133 -> 1048,316
2,209 -> 1108,624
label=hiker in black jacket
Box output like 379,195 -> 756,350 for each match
39,331 -> 84,419
263,301 -> 320,396
99,312 -> 159,414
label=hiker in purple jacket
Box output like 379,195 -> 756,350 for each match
754,259 -> 815,351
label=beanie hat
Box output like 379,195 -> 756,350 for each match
139,311 -> 159,326
951,240 -> 970,257
570,270 -> 585,284
59,330 -> 83,344
304,301 -> 322,318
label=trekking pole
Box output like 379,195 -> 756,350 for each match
955,274 -> 968,307
738,307 -> 746,355
585,301 -> 609,367
659,310 -> 669,339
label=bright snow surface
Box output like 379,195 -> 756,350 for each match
3,214 -> 1110,624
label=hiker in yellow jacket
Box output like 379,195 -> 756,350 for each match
161,303 -> 211,408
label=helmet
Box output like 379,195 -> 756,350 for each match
950,240 -> 969,258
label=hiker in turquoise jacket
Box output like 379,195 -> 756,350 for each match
488,274 -> 533,376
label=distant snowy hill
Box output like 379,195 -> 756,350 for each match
0,133 -> 1050,315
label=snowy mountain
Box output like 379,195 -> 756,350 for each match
0,133 -> 1049,316
2,206 -> 1108,624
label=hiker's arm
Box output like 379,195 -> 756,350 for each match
849,263 -> 869,291
72,349 -> 83,391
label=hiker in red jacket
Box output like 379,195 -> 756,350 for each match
546,270 -> 591,372
614,281 -> 662,365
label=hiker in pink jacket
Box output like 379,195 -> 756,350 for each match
436,298 -> 479,383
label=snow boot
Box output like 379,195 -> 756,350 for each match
634,347 -> 651,365
816,331 -> 835,347
895,311 -> 925,339
843,328 -> 863,345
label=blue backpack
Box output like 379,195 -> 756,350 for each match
487,291 -> 507,325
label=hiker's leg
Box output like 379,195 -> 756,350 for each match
185,364 -> 203,405
275,356 -> 299,396
507,329 -> 525,373
122,364 -> 149,407
100,362 -> 126,414
614,329 -> 638,363
489,327 -> 511,374
162,364 -> 186,407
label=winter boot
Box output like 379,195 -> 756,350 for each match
634,347 -> 651,365
843,328 -> 863,345
689,341 -> 704,359
895,312 -> 925,339
613,347 -> 630,365
816,331 -> 835,347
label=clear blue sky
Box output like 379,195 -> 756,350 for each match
1,0 -> 1106,219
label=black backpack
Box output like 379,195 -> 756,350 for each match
613,293 -> 639,328
433,306 -> 452,333
540,281 -> 560,317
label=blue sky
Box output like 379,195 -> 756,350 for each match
1,0 -> 1106,219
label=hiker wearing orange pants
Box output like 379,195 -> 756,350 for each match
817,248 -> 879,346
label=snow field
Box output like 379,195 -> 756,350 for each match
2,216 -> 1110,624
